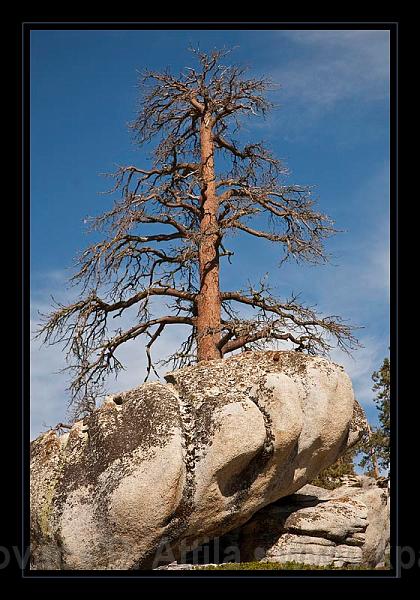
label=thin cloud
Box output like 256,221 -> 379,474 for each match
276,29 -> 390,109
30,284 -> 187,439
31,269 -> 387,440
331,336 -> 386,410
29,32 -> 390,440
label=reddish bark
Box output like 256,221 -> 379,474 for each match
38,50 -> 359,415
196,115 -> 222,361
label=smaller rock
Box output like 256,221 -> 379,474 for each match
231,475 -> 389,568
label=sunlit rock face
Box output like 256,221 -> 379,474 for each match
30,350 -> 368,570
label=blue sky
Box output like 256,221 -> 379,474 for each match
30,28 -> 390,439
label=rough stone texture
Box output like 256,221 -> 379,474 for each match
235,476 -> 389,568
30,350 -> 368,570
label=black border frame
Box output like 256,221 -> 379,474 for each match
18,18 -> 400,583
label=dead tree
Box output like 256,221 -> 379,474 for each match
37,48 -> 359,417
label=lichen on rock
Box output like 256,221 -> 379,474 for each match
30,350 -> 368,570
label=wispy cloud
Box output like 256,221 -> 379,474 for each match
276,30 -> 390,110
268,163 -> 390,319
29,30 -> 390,441
331,337 -> 385,409
30,278 -> 187,439
31,268 -> 386,440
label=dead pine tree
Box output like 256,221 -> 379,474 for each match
37,48 -> 359,418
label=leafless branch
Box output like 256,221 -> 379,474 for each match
37,48 -> 359,419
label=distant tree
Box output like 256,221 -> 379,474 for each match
311,447 -> 357,490
314,355 -> 390,487
359,356 -> 390,475
37,48 -> 359,418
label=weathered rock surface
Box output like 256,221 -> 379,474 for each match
156,477 -> 390,570
30,351 -> 367,570
235,476 -> 390,568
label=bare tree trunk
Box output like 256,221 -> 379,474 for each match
371,449 -> 379,479
196,114 -> 222,361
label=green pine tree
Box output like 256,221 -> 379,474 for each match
311,447 -> 358,489
312,355 -> 390,488
359,356 -> 390,474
